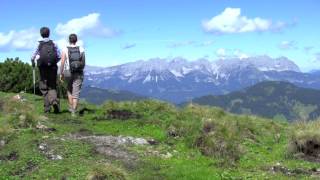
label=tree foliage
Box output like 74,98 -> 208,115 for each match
0,58 -> 68,98
0,58 -> 34,93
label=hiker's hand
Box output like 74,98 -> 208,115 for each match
60,74 -> 64,82
31,60 -> 35,67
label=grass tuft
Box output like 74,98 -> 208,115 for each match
86,164 -> 127,180
288,120 -> 320,157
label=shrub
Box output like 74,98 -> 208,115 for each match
0,58 -> 34,93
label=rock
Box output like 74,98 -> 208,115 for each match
19,115 -> 26,122
147,139 -> 159,145
38,142 -> 62,160
36,123 -> 57,132
161,152 -> 173,159
70,134 -> 150,146
0,140 -> 5,148
167,126 -> 178,137
49,154 -> 63,160
12,94 -> 26,102
38,143 -> 48,151
68,134 -> 154,168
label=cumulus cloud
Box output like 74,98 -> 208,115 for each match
202,7 -> 288,34
279,40 -> 297,50
233,49 -> 250,59
122,43 -> 136,50
216,48 -> 250,59
55,13 -> 119,38
0,28 -> 39,51
0,13 -> 120,51
216,48 -> 227,59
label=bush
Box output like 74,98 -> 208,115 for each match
0,58 -> 34,93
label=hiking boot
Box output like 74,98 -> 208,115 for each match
53,103 -> 60,114
44,107 -> 50,114
70,108 -> 76,117
71,111 -> 76,117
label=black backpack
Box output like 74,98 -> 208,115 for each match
38,40 -> 58,67
68,46 -> 84,73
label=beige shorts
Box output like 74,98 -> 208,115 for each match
65,73 -> 84,99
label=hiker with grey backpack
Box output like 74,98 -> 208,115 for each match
59,34 -> 86,116
31,27 -> 61,114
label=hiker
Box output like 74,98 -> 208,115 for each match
31,27 -> 61,113
59,34 -> 86,116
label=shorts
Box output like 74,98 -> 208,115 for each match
65,72 -> 84,99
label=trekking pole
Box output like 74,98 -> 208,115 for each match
33,67 -> 36,94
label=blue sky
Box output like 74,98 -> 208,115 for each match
0,0 -> 319,71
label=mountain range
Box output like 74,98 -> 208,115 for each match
84,56 -> 320,103
187,81 -> 320,121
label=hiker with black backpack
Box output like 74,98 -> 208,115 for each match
59,34 -> 85,116
31,27 -> 61,114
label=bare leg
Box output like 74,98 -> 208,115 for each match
67,91 -> 73,111
72,98 -> 79,111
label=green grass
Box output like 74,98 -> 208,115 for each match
1,91 -> 320,179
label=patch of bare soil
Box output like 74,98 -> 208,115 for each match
0,151 -> 19,161
293,140 -> 320,162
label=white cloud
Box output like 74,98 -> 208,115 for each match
202,7 -> 286,34
0,28 -> 39,51
55,13 -> 119,38
122,43 -> 136,50
216,48 -> 226,59
216,48 -> 250,59
168,41 -> 195,48
233,49 -> 250,59
279,40 -> 297,50
0,13 -> 120,51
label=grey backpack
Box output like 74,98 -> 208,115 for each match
68,46 -> 84,73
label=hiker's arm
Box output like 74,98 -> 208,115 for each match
31,45 -> 39,67
81,52 -> 86,67
60,51 -> 66,79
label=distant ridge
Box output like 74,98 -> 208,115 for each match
80,86 -> 147,105
187,81 -> 320,121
